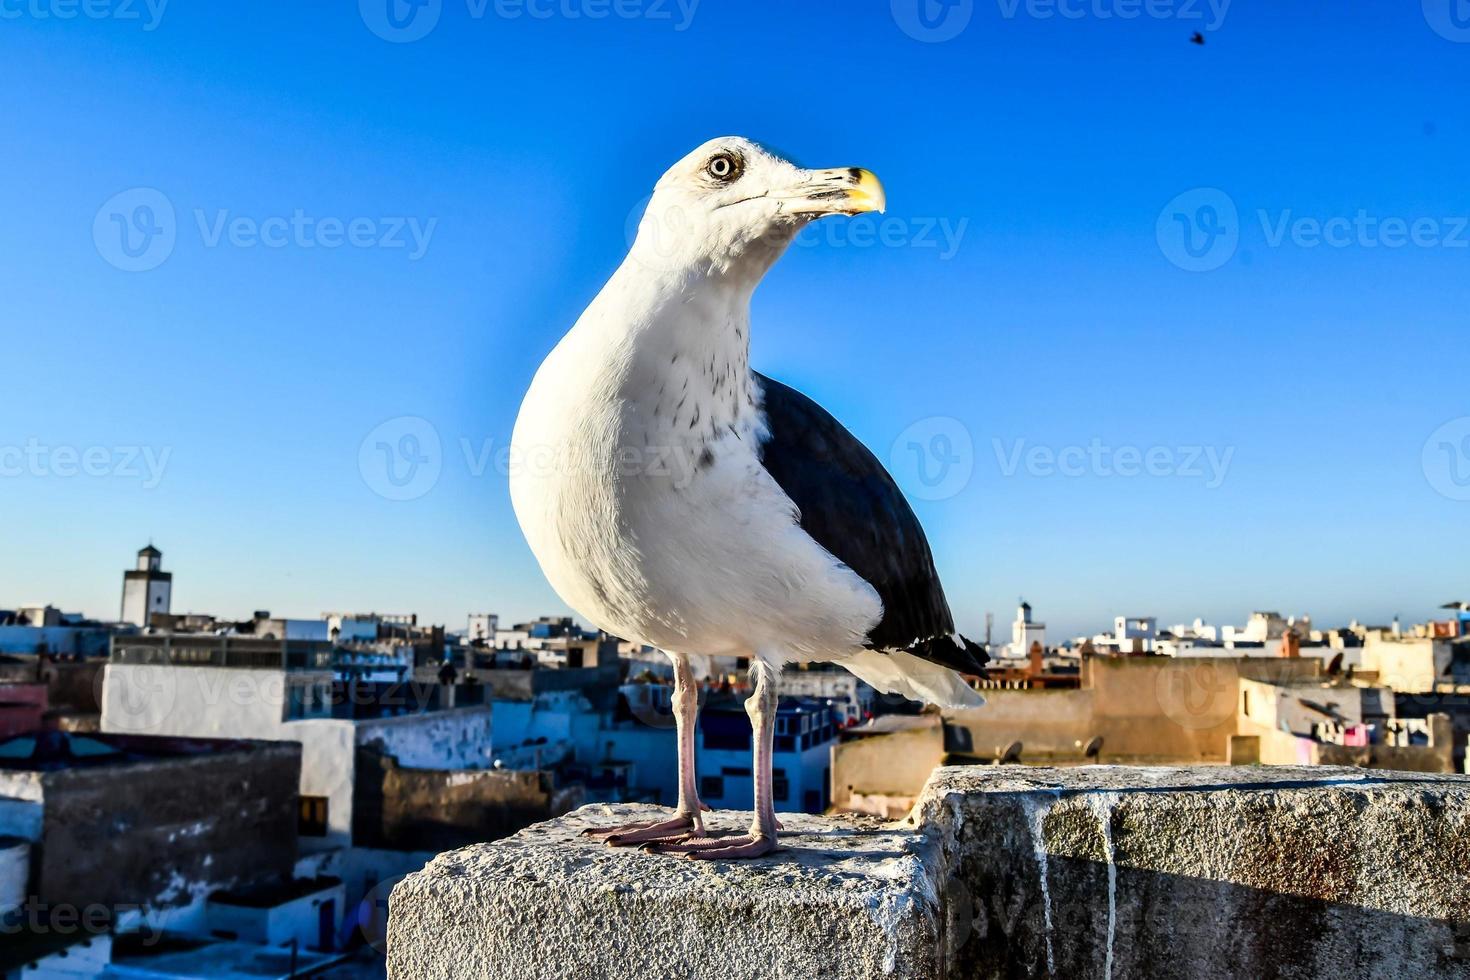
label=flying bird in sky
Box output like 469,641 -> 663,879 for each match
1191,32 -> 1205,45
511,137 -> 988,860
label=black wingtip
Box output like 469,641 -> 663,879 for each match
904,633 -> 990,678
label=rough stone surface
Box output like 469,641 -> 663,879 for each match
390,766 -> 1470,979
914,765 -> 1470,979
388,804 -> 947,979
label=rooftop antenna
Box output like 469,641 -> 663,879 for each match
985,612 -> 993,647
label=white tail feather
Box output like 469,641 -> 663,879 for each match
841,649 -> 986,709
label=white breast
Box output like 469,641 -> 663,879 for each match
510,263 -> 880,661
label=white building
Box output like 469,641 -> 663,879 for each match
1007,602 -> 1046,659
99,634 -> 491,853
696,698 -> 836,814
777,667 -> 874,725
1114,616 -> 1158,653
1167,618 -> 1220,642
1223,611 -> 1291,644
467,613 -> 499,643
120,544 -> 171,627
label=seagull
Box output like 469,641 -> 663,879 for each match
1190,31 -> 1205,45
510,137 -> 988,860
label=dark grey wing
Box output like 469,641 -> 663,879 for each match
755,372 -> 988,676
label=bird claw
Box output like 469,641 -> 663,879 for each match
642,832 -> 777,860
600,815 -> 700,847
582,819 -> 660,837
684,835 -> 778,861
636,828 -> 708,852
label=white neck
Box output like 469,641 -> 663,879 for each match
563,236 -> 794,447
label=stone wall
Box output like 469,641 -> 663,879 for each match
389,764 -> 1470,979
830,716 -> 944,812
354,747 -> 584,852
36,740 -> 300,913
919,766 -> 1470,979
945,657 -> 1326,768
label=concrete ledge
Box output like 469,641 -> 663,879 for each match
388,804 -> 947,979
917,765 -> 1470,979
390,767 -> 1470,979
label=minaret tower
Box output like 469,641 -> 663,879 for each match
121,544 -> 172,627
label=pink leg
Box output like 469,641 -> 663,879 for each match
649,660 -> 779,860
589,652 -> 710,848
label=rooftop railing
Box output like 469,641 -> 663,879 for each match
110,633 -> 334,671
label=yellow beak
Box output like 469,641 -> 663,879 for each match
788,168 -> 887,216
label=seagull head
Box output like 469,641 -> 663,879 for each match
629,137 -> 886,280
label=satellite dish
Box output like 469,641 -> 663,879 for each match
1083,736 -> 1104,760
998,740 -> 1023,765
1327,653 -> 1344,676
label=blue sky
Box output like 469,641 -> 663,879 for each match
2,1 -> 1467,642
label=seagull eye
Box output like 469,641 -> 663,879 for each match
706,153 -> 741,183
